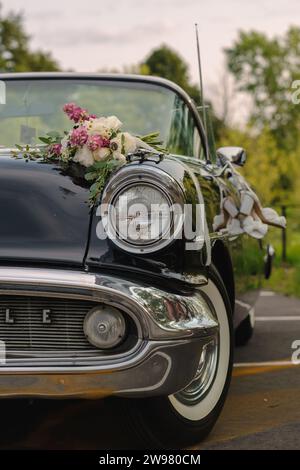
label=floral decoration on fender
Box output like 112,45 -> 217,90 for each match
13,103 -> 166,206
213,166 -> 286,239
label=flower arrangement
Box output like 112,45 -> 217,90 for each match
14,103 -> 165,205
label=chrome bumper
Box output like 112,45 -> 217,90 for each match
0,267 -> 218,398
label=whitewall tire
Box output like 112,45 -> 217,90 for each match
168,275 -> 231,421
122,266 -> 233,449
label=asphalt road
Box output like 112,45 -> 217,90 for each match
0,291 -> 299,450
196,291 -> 300,450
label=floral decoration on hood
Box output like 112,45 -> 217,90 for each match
13,103 -> 165,205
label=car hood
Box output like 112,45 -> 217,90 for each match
0,155 -> 91,266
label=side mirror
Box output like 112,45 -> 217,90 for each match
216,146 -> 247,167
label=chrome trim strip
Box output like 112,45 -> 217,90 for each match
115,351 -> 172,394
0,340 -> 176,373
0,338 -> 214,398
0,267 -> 96,289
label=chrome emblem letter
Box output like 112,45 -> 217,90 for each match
5,308 -> 14,324
42,309 -> 51,324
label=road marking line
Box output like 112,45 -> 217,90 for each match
255,316 -> 300,321
235,299 -> 251,309
260,291 -> 275,297
232,360 -> 299,377
234,360 -> 292,367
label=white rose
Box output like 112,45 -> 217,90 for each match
105,116 -> 122,132
73,145 -> 94,167
88,118 -> 110,138
114,153 -> 127,165
88,116 -> 122,138
93,147 -> 111,162
110,132 -> 137,157
110,134 -> 122,152
122,132 -> 138,154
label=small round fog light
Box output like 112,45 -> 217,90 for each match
84,305 -> 126,349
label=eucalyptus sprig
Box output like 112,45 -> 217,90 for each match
138,131 -> 166,153
85,160 -> 122,206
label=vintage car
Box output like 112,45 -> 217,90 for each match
0,73 -> 269,448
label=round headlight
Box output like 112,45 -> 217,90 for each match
100,166 -> 184,254
114,183 -> 171,245
84,305 -> 126,349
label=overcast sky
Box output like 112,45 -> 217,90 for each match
4,0 -> 300,87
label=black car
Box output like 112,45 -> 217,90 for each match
0,73 -> 271,447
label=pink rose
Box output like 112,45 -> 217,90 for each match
48,143 -> 62,156
87,135 -> 102,151
70,126 -> 88,147
87,135 -> 111,151
101,137 -> 111,148
63,102 -> 90,123
63,103 -> 76,115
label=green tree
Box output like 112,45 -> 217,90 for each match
219,126 -> 298,205
141,45 -> 200,102
141,45 -> 225,146
0,4 -> 59,72
225,27 -> 300,150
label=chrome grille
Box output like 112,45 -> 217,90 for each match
0,296 -> 136,361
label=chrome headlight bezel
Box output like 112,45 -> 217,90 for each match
100,165 -> 185,254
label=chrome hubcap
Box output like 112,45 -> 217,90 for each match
175,337 -> 219,406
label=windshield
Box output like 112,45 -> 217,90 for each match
0,78 -> 203,158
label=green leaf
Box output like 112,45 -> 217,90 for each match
85,171 -> 98,181
90,161 -> 109,170
39,136 -> 52,144
89,182 -> 99,193
47,131 -> 62,139
107,160 -> 120,169
121,133 -> 125,155
110,130 -> 118,139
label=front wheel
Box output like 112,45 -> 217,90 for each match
124,266 -> 234,448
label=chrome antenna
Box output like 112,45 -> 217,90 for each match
195,23 -> 210,163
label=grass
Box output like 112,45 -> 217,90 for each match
262,264 -> 300,297
262,208 -> 300,297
